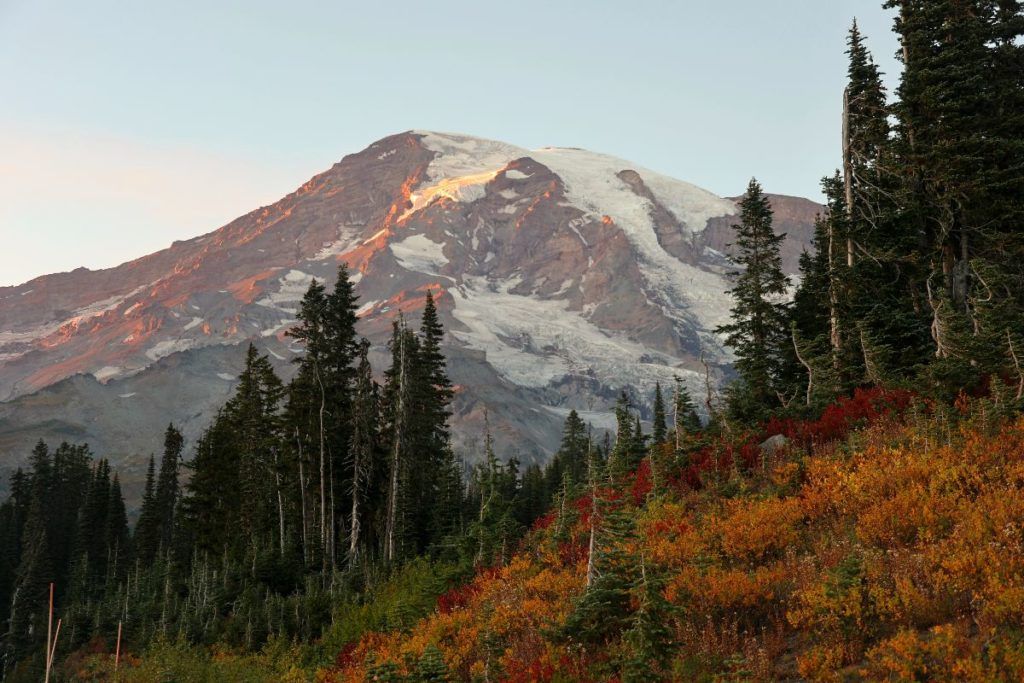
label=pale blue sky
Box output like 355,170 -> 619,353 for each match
0,0 -> 899,286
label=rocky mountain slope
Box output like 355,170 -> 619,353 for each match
0,131 -> 820,499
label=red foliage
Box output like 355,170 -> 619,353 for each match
531,511 -> 556,531
629,458 -> 653,505
505,657 -> 556,683
573,492 -> 593,524
662,388 -> 916,495
436,581 -> 482,615
649,516 -> 689,536
763,387 -> 914,450
558,539 -> 587,566
334,642 -> 358,669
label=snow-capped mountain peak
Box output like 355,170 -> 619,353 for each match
0,130 -> 821,492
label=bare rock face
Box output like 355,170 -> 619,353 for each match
0,131 -> 820,501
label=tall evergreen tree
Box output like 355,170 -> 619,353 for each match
716,178 -> 792,419
545,409 -> 589,494
104,474 -> 130,586
181,346 -> 285,558
347,339 -> 379,563
608,392 -> 635,482
885,0 -> 1024,390
286,278 -> 331,565
562,444 -> 637,645
134,456 -> 159,564
382,319 -> 417,564
416,289 -> 453,456
621,555 -> 675,682
154,424 -> 183,555
651,383 -> 667,444
672,377 -> 702,441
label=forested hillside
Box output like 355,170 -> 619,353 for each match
1,0 -> 1022,680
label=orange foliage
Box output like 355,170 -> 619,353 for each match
327,403 -> 1024,682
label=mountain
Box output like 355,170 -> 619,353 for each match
0,131 -> 820,499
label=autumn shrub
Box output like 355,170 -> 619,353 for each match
328,399 -> 1024,682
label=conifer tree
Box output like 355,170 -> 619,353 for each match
77,459 -> 113,591
412,290 -> 455,551
104,474 -> 130,586
134,456 -> 159,564
382,319 -> 417,564
181,346 -> 285,558
413,644 -> 451,682
323,265 -> 361,564
562,443 -> 636,644
48,442 -> 91,596
154,424 -> 183,555
470,417 -> 516,567
287,278 -> 331,565
347,339 -> 379,563
672,377 -> 702,442
651,383 -> 667,444
431,446 -> 465,552
0,469 -> 30,636
608,392 -> 635,482
4,492 -> 51,667
416,289 -> 453,457
885,0 -> 1024,390
546,409 -> 589,493
631,415 -> 645,464
180,408 -> 239,555
232,345 -> 286,554
716,178 -> 791,419
621,554 -> 675,682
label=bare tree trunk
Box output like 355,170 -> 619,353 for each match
328,448 -> 336,570
792,327 -> 814,406
843,86 -> 855,270
384,330 -> 407,564
1008,330 -> 1024,400
585,486 -> 597,589
585,442 -> 598,589
700,347 -> 715,422
295,428 -> 309,565
348,441 -> 362,562
927,277 -> 949,358
476,482 -> 487,566
556,477 -> 568,538
273,447 -> 285,557
859,324 -> 883,385
314,360 -> 328,573
827,206 -> 843,371
672,380 -> 681,451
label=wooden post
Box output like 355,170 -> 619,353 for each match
115,620 -> 123,672
45,614 -> 62,683
44,583 -> 54,683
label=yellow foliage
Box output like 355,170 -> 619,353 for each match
328,413 -> 1024,682
715,496 -> 803,563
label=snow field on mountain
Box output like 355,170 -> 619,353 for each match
449,276 -> 702,392
389,234 -> 449,275
409,131 -> 737,383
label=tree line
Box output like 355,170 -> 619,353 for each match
1,265 -> 702,679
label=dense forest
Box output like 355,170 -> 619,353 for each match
2,1 -> 1023,680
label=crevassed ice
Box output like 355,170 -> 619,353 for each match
449,276 -> 702,391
